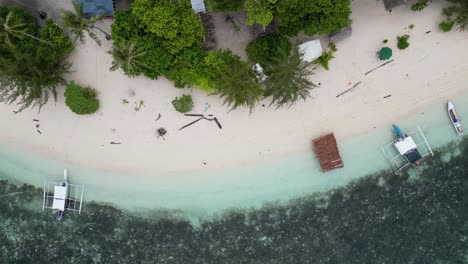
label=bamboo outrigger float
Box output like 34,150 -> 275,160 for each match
381,125 -> 434,175
43,169 -> 84,221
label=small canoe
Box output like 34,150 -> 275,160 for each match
448,101 -> 463,136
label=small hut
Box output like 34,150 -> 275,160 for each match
313,133 -> 344,172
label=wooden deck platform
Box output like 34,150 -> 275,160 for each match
313,133 -> 344,172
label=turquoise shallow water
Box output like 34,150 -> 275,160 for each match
0,96 -> 467,263
1,95 -> 467,217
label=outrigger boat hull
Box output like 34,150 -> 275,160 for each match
448,101 -> 463,136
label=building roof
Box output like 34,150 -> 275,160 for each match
298,39 -> 323,62
313,133 -> 344,172
77,0 -> 114,18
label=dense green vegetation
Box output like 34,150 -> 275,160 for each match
64,81 -> 99,114
265,47 -> 315,108
172,94 -> 193,113
245,0 -> 352,36
1,139 -> 467,263
0,7 -> 73,112
207,0 -> 245,12
108,40 -> 146,76
246,33 -> 291,68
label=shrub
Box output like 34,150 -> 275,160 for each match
246,33 -> 291,67
383,39 -> 388,43
411,0 -> 428,12
40,18 -> 75,55
172,94 -> 193,113
313,50 -> 335,70
439,20 -> 454,32
397,34 -> 410,49
328,42 -> 337,52
64,81 -> 99,115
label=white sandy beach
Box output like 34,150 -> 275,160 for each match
1,0 -> 467,177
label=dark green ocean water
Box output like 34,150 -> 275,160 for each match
1,139 -> 467,264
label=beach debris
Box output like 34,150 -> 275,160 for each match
37,130 -> 42,134
36,124 -> 40,128
336,81 -> 362,98
128,89 -> 136,97
425,31 -> 431,34
214,117 -> 222,129
122,99 -> 129,104
203,103 -> 211,112
155,113 -> 161,121
33,119 -> 39,122
134,100 -> 144,111
179,117 -> 203,130
110,142 -> 121,144
157,128 -> 167,140
384,94 -> 392,99
111,128 -> 116,133
365,59 -> 394,75
179,114 -> 223,130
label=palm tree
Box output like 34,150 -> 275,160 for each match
107,41 -> 146,76
265,47 -> 316,108
0,10 -> 50,47
60,0 -> 110,46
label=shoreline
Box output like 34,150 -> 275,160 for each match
1,0 -> 468,177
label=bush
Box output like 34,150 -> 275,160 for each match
411,0 -> 428,12
313,50 -> 335,70
64,81 -> 99,115
40,18 -> 75,55
172,94 -> 193,113
208,0 -> 244,11
439,20 -> 454,32
383,39 -> 388,44
397,34 -> 410,49
246,33 -> 291,67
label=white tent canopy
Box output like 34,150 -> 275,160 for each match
298,39 -> 323,62
394,136 -> 417,155
52,186 -> 67,211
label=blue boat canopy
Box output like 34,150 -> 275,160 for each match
76,0 -> 114,18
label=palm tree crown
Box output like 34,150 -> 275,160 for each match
108,41 -> 146,76
61,0 -> 103,45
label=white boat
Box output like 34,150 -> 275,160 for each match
43,170 -> 85,220
448,101 -> 463,136
51,170 -> 69,221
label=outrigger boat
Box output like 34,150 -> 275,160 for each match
53,170 -> 69,221
448,101 -> 463,136
381,125 -> 434,175
43,170 -> 85,221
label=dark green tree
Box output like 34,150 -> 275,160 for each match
245,33 -> 291,67
245,0 -> 276,26
265,47 -> 315,108
211,50 -> 264,111
0,7 -> 73,113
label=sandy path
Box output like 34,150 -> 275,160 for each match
1,0 -> 467,176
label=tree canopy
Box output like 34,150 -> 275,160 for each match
245,0 -> 352,36
0,8 -> 73,112
266,47 -> 315,108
